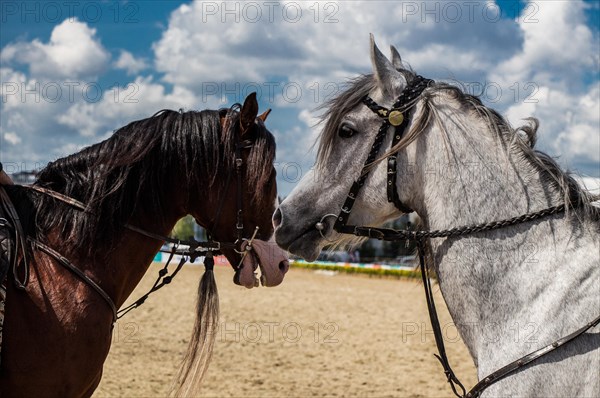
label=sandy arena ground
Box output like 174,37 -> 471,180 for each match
94,263 -> 477,397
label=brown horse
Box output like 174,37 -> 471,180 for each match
0,93 -> 288,397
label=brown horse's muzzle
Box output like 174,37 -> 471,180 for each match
233,240 -> 289,289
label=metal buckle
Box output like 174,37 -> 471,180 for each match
236,208 -> 244,231
235,226 -> 259,263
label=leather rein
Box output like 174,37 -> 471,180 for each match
319,75 -> 600,397
3,137 -> 258,324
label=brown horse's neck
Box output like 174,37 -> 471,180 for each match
42,188 -> 189,309
112,206 -> 187,308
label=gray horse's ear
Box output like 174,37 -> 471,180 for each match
390,45 -> 403,70
370,34 -> 404,97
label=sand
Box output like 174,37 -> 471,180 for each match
94,263 -> 477,397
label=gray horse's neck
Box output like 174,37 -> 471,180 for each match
404,99 -> 599,395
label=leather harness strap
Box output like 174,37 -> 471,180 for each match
466,312 -> 600,397
363,76 -> 432,215
0,185 -> 28,289
417,239 -> 466,397
30,238 -> 118,320
333,107 -> 390,230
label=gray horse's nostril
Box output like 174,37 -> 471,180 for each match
272,207 -> 283,228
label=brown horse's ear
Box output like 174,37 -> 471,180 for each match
218,108 -> 229,131
258,108 -> 271,122
240,92 -> 259,135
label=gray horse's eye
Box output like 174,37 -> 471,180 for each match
338,124 -> 356,138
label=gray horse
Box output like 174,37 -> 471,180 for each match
274,36 -> 599,397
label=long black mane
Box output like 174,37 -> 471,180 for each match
29,107 -> 276,257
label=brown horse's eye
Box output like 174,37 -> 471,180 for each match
339,124 -> 356,138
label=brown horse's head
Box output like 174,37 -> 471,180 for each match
188,93 -> 288,288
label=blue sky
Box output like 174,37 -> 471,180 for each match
1,0 -> 599,195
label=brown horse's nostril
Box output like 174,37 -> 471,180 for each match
279,260 -> 289,274
272,207 -> 283,228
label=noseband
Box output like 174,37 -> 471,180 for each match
314,75 -> 600,397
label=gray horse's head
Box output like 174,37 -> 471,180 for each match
274,36 -> 418,261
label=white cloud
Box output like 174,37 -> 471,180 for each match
114,50 -> 148,75
0,0 -> 597,190
0,67 -> 28,111
3,132 -> 21,145
576,176 -> 600,196
0,70 -> 203,166
554,83 -> 600,163
1,19 -> 110,79
56,76 -> 202,137
495,0 -> 600,172
151,0 -> 519,100
156,1 -> 382,112
0,20 -> 202,165
147,0 -> 596,188
505,82 -> 600,168
0,67 -> 83,165
489,1 -> 596,89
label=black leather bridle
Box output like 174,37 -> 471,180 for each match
331,75 -> 432,232
316,75 -> 600,397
